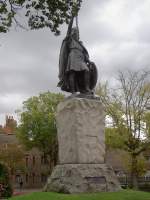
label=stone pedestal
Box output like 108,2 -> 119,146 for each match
45,164 -> 120,193
57,98 -> 105,164
45,98 -> 121,193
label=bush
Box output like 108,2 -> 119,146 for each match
0,163 -> 13,198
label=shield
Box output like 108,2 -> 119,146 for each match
89,62 -> 98,90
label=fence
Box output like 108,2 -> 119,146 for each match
118,176 -> 150,191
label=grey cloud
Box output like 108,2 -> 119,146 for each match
136,23 -> 150,43
0,30 -> 62,97
94,42 -> 150,82
0,59 -> 59,95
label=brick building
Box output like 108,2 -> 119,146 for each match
0,115 -> 17,135
0,116 -> 50,189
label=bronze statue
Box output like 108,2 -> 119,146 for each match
58,17 -> 98,95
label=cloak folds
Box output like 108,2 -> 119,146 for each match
57,38 -> 70,92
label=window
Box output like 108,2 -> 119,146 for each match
32,173 -> 35,184
25,155 -> 29,167
41,174 -> 47,183
41,154 -> 48,164
33,156 -> 35,166
26,174 -> 28,183
41,155 -> 44,164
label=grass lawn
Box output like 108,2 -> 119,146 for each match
9,190 -> 150,200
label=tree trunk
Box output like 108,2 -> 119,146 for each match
130,154 -> 138,189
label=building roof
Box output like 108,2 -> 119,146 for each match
0,132 -> 18,144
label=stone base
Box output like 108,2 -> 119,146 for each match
45,164 -> 121,193
56,98 -> 105,164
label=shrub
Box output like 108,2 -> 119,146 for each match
0,163 -> 13,198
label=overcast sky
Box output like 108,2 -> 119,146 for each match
0,0 -> 150,125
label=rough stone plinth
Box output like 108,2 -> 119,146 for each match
45,97 -> 121,193
56,98 -> 105,164
45,164 -> 121,193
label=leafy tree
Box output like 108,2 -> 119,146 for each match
0,144 -> 25,176
0,163 -> 13,198
127,156 -> 147,177
0,0 -> 82,33
105,127 -> 127,149
97,70 -> 150,189
17,92 -> 64,171
143,112 -> 150,138
105,127 -> 147,179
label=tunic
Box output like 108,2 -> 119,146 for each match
66,38 -> 89,72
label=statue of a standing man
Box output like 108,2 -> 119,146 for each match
58,17 -> 97,95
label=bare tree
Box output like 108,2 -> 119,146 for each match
97,70 -> 150,189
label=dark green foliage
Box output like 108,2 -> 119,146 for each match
0,163 -> 13,198
0,1 -> 15,33
0,0 -> 82,34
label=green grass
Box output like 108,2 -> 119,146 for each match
9,190 -> 150,200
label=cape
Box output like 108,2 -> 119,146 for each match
57,38 -> 70,92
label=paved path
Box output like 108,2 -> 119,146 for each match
13,189 -> 42,196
